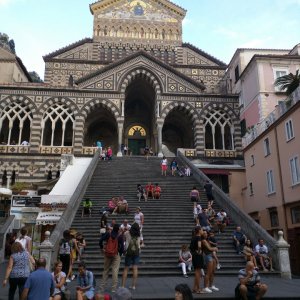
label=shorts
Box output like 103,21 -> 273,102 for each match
192,253 -> 204,269
204,253 -> 213,264
191,197 -> 198,202
125,255 -> 140,267
161,165 -> 167,171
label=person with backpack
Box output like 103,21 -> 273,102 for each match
99,224 -> 124,293
121,222 -> 141,290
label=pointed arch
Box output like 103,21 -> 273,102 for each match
0,96 -> 36,145
41,103 -> 75,146
200,104 -> 238,151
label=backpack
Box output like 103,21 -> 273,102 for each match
126,237 -> 139,256
104,234 -> 118,257
59,238 -> 71,255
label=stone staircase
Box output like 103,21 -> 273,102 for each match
70,156 -> 246,278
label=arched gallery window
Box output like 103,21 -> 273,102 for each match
41,103 -> 75,146
0,102 -> 32,145
204,109 -> 234,150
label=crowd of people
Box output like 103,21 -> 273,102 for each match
3,173 -> 274,300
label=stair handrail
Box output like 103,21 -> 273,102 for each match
47,151 -> 100,266
178,151 -> 291,278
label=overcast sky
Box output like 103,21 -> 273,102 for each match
1,0 -> 299,79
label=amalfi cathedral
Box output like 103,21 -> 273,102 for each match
0,0 -> 241,183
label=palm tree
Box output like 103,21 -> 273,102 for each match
274,70 -> 300,95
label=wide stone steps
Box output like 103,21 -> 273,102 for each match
69,157 -> 254,277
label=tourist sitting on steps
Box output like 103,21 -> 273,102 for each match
254,239 -> 274,272
232,226 -> 247,254
153,183 -> 162,199
112,196 -> 129,215
235,261 -> 268,300
178,244 -> 192,278
145,182 -> 154,200
243,239 -> 259,270
137,184 -> 147,202
82,198 -> 92,218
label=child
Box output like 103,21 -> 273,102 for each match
185,166 -> 191,176
208,231 -> 221,270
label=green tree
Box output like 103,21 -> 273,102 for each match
29,71 -> 43,83
274,70 -> 300,95
0,32 -> 15,53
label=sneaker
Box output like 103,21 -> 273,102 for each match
201,269 -> 205,276
217,263 -> 221,270
71,274 -> 76,280
202,287 -> 212,293
66,279 -> 71,283
210,285 -> 219,291
129,286 -> 136,290
183,274 -> 188,278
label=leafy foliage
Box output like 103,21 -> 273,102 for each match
29,71 -> 43,83
0,32 -> 16,54
274,70 -> 300,95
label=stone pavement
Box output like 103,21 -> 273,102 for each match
1,261 -> 300,300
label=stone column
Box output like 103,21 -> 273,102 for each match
38,231 -> 54,271
276,231 -> 291,279
117,122 -> 124,157
157,121 -> 163,157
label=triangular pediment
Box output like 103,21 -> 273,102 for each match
43,38 -> 93,61
90,0 -> 186,24
77,51 -> 205,94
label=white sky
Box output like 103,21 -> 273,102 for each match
0,0 -> 299,79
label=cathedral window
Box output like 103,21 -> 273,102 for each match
154,29 -> 159,39
0,101 -> 32,145
128,126 -> 146,137
41,103 -> 75,147
103,26 -> 108,36
204,110 -> 235,150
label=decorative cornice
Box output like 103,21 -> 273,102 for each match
43,38 -> 93,61
182,43 -> 227,67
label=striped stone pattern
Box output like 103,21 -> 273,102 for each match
119,68 -> 162,95
0,155 -> 61,182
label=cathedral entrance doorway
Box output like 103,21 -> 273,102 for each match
124,78 -> 156,154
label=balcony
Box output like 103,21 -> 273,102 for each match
39,146 -> 73,154
205,149 -> 237,158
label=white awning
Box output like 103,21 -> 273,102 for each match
0,188 -> 12,196
36,211 -> 63,225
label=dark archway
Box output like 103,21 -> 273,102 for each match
83,106 -> 118,153
162,108 -> 194,154
124,78 -> 156,155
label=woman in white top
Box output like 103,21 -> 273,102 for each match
134,207 -> 144,247
15,227 -> 32,254
51,260 -> 66,300
178,244 -> 192,278
161,156 -> 168,176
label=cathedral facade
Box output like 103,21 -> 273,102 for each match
0,0 -> 242,182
